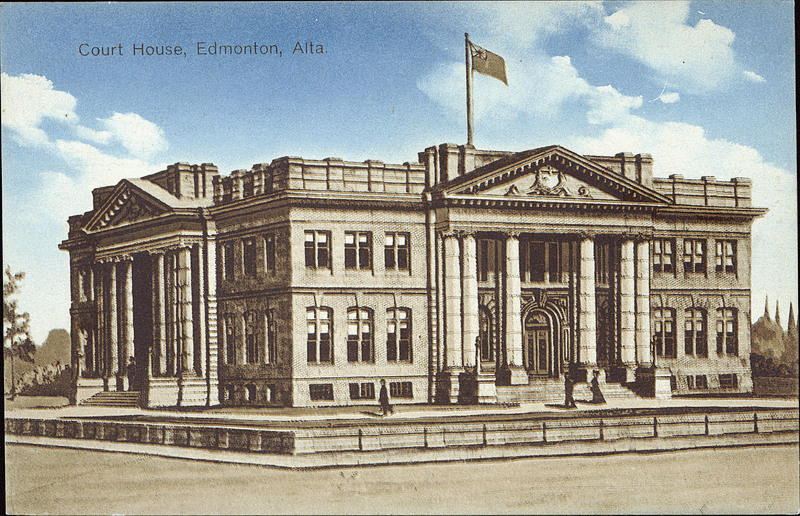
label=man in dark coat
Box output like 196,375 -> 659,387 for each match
378,379 -> 393,416
564,369 -> 577,408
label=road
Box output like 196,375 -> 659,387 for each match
5,443 -> 798,514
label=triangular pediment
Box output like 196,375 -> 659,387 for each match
438,146 -> 671,205
85,180 -> 171,232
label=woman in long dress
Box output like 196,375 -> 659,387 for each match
590,370 -> 606,404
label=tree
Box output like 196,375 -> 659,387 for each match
4,267 -> 36,399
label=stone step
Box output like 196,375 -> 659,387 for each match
80,391 -> 141,407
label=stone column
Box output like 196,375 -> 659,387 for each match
95,264 -> 105,378
122,257 -> 134,390
178,246 -> 194,373
152,251 -> 166,376
635,239 -> 652,365
505,233 -> 526,384
462,232 -> 479,368
578,235 -> 597,366
443,232 -> 463,370
108,260 -> 119,382
620,239 -> 636,379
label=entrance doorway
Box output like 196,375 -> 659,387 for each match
524,311 -> 550,375
131,254 -> 153,391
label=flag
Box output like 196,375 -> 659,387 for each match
470,43 -> 508,85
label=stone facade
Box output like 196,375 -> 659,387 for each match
60,144 -> 765,407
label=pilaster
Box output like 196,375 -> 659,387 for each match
578,235 -> 597,366
443,232 -> 463,371
505,233 -> 526,384
619,239 -> 636,380
462,232 -> 479,368
635,238 -> 652,365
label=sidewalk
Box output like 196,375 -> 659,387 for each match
5,394 -> 798,424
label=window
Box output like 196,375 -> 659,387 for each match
684,308 -> 707,357
264,233 -> 276,273
479,307 -> 494,362
683,239 -> 706,273
345,231 -> 372,270
389,381 -> 413,398
305,231 -> 330,269
264,310 -> 276,365
715,240 -> 737,274
222,315 -> 236,365
223,384 -> 234,402
526,241 -> 546,282
245,312 -> 258,364
222,242 -> 235,280
347,308 -> 374,362
387,308 -> 412,362
309,383 -> 334,401
695,375 -> 708,389
523,240 -> 563,283
688,375 -> 709,389
307,307 -> 332,363
243,237 -> 257,276
716,308 -> 738,355
653,308 -> 676,358
653,239 -> 675,273
349,382 -> 375,400
595,241 -> 610,284
719,373 -> 738,389
385,232 -> 410,271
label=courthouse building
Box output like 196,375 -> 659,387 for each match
60,143 -> 765,407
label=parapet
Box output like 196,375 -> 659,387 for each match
212,156 -> 427,205
653,175 -> 752,208
142,162 -> 219,200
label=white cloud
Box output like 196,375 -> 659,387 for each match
418,55 -> 642,127
100,112 -> 168,158
658,92 -> 681,104
0,73 -> 78,146
743,70 -> 766,83
75,125 -> 113,145
39,140 -> 162,224
595,2 -> 738,93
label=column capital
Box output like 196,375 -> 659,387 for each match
441,230 -> 460,240
505,230 -> 521,240
634,232 -> 651,243
578,230 -> 595,241
148,248 -> 167,257
119,254 -> 134,263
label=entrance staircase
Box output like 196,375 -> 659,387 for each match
496,377 -> 638,405
80,391 -> 141,408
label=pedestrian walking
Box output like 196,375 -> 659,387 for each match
590,370 -> 606,404
378,379 -> 394,416
564,369 -> 577,408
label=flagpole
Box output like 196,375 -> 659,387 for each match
465,32 -> 474,146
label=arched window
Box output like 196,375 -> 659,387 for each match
716,308 -> 738,355
387,308 -> 412,362
264,310 -> 276,364
653,308 -> 676,358
222,315 -> 236,365
685,308 -> 707,357
245,311 -> 258,364
347,307 -> 374,362
307,307 -> 333,363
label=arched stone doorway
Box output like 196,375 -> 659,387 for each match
522,302 -> 565,378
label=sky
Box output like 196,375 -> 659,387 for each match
1,1 -> 796,344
